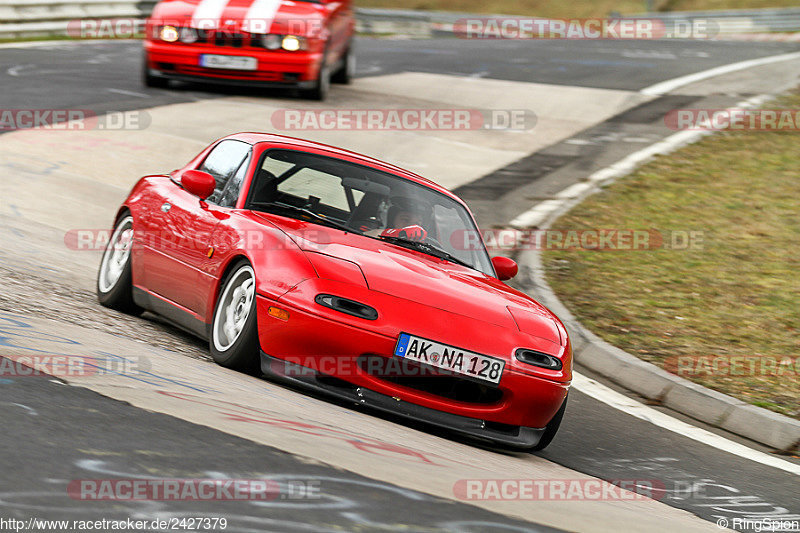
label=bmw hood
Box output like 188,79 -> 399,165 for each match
150,0 -> 326,35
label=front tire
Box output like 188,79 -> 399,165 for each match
331,44 -> 354,84
143,55 -> 169,89
303,56 -> 331,101
97,214 -> 143,315
210,261 -> 260,374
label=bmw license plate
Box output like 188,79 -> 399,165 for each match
200,54 -> 258,71
394,333 -> 505,385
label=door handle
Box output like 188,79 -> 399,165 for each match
161,202 -> 171,213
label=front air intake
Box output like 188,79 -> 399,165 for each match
515,349 -> 562,370
315,294 -> 378,320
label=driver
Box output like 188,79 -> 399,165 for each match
365,196 -> 431,241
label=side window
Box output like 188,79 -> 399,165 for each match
198,140 -> 251,205
217,151 -> 251,208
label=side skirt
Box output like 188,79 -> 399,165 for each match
132,287 -> 209,340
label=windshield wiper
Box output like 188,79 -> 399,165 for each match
378,235 -> 474,270
251,202 -> 359,234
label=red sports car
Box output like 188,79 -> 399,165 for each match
143,0 -> 355,100
97,133 -> 572,450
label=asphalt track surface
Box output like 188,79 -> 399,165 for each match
1,37 -> 799,532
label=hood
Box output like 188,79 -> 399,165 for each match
255,213 -> 563,345
151,0 -> 325,34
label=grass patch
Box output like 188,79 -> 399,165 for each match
356,0 -> 800,18
542,91 -> 800,419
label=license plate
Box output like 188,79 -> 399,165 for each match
199,54 -> 257,71
394,333 -> 505,385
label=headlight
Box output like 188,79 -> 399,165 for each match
281,35 -> 306,51
159,25 -> 179,42
261,34 -> 281,50
179,27 -> 198,43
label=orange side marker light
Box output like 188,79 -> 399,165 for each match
268,306 -> 290,321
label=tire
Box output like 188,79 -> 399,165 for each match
97,214 -> 143,315
331,44 -> 354,84
142,55 -> 169,89
303,54 -> 331,101
529,393 -> 568,452
210,261 -> 261,374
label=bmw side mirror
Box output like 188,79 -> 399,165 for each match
181,170 -> 216,200
492,256 -> 518,281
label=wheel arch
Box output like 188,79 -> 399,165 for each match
113,205 -> 132,225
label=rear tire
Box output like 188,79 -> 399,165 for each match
97,214 -> 143,315
529,393 -> 568,452
210,261 -> 261,374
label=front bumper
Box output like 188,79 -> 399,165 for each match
144,40 -> 322,87
256,283 -> 571,432
260,351 -> 550,449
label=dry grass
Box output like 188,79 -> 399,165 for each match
543,92 -> 800,419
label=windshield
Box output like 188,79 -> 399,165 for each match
246,149 -> 494,276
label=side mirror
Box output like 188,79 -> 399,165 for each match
492,256 -> 518,281
181,170 -> 216,200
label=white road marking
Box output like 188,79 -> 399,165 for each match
572,373 -> 800,477
640,51 -> 800,95
0,402 -> 38,416
107,88 -> 148,98
6,64 -> 34,76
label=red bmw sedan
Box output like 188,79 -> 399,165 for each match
143,0 -> 355,100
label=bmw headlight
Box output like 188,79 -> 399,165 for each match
159,25 -> 179,42
179,27 -> 198,43
281,35 -> 306,51
261,34 -> 281,50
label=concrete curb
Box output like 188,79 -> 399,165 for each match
514,102 -> 800,453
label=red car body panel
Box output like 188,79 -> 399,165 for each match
118,133 -> 572,445
144,0 -> 354,87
